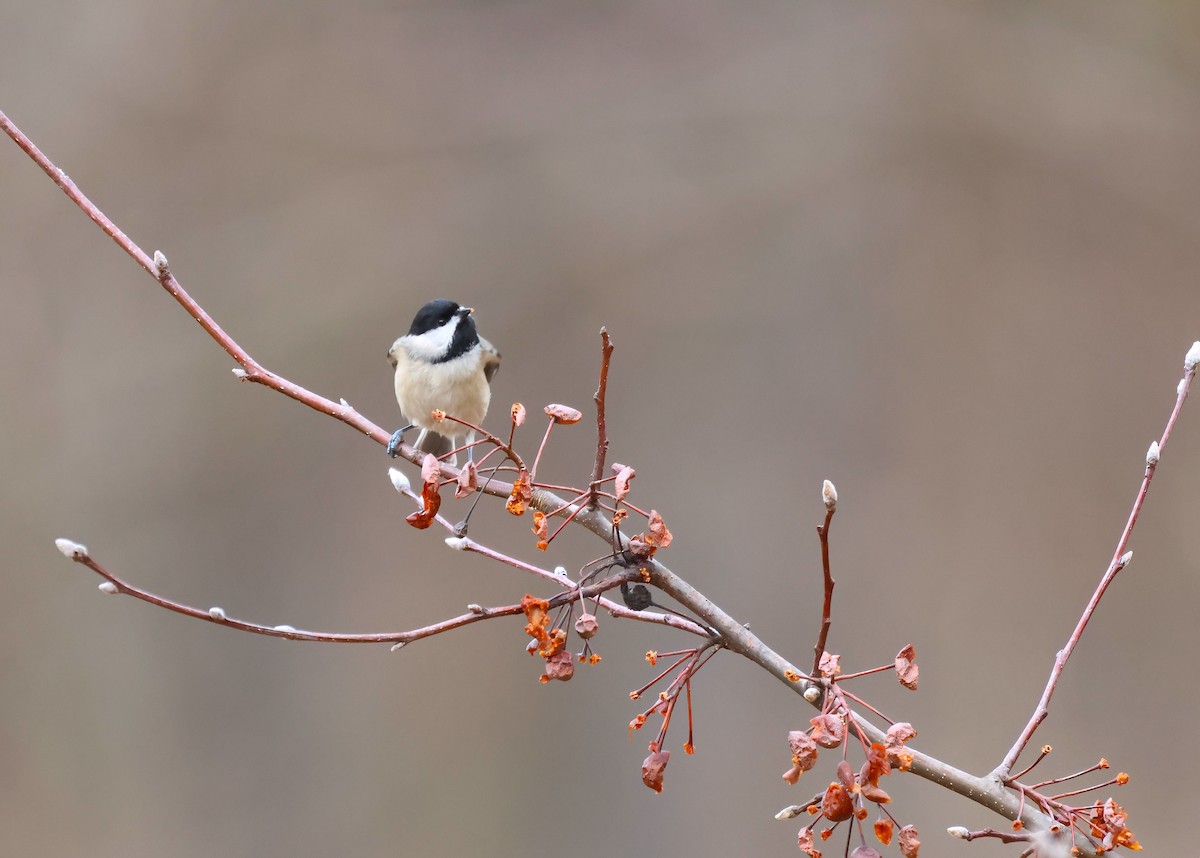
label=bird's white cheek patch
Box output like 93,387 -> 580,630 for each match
404,318 -> 459,360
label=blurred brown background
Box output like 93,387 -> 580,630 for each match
4,2 -> 1200,855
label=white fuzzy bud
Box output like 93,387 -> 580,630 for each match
554,566 -> 568,576
774,805 -> 805,820
1185,341 -> 1200,372
1179,378 -> 1188,396
390,641 -> 406,652
1117,550 -> 1133,570
339,398 -> 350,408
97,581 -> 118,594
822,479 -> 837,510
1146,441 -> 1160,465
55,538 -> 88,560
947,826 -> 970,839
272,624 -> 296,635
231,368 -> 248,379
803,685 -> 821,703
152,250 -> 170,277
388,467 -> 412,494
208,606 -> 226,620
467,604 -> 485,614
444,537 -> 467,551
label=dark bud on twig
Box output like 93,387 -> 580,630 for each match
621,581 -> 653,612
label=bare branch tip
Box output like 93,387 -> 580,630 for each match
54,537 -> 89,560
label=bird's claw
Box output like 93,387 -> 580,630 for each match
386,427 -> 409,458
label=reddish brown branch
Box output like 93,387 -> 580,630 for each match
589,328 -> 614,502
994,349 -> 1199,779
57,539 -> 652,646
11,105 -> 1189,851
810,506 -> 836,675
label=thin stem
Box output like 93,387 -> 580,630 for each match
66,547 -> 624,645
832,664 -> 893,682
438,413 -> 526,471
589,328 -> 614,504
530,418 -> 555,480
836,686 -> 894,726
994,357 -> 1198,778
1006,745 -> 1053,783
811,507 -> 836,675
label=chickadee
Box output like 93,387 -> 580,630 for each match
386,299 -> 501,465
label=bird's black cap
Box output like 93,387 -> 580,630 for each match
408,299 -> 479,362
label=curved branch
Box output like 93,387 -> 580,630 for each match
9,107 -> 1175,854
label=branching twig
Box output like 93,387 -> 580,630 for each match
9,104 -> 1189,855
53,538 -> 634,646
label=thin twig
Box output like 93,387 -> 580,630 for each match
9,106 -> 1182,850
810,507 -> 836,675
589,328 -> 614,504
993,349 -> 1199,779
63,545 -> 630,646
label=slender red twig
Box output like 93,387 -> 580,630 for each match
994,350 -> 1199,778
9,104 -> 1188,848
589,328 -> 614,503
1006,745 -> 1053,783
832,664 -> 893,682
1027,759 -> 1110,790
810,506 -> 836,675
57,541 -> 629,646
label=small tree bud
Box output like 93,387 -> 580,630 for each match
97,581 -> 118,594
55,538 -> 89,560
388,468 -> 412,493
822,480 -> 837,510
208,606 -> 226,620
1185,340 -> 1200,372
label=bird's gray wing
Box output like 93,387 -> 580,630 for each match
479,337 -> 502,383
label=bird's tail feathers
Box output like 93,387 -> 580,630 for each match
416,429 -> 457,465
